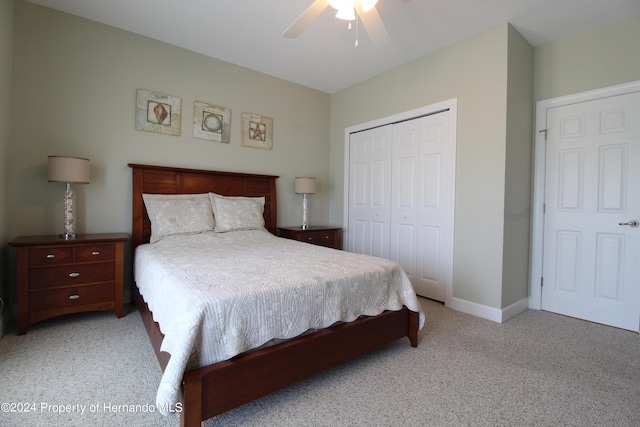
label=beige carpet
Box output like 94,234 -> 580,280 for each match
0,298 -> 638,426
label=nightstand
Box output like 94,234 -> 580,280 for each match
278,226 -> 342,250
9,233 -> 129,335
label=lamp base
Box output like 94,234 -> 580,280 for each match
62,183 -> 76,240
301,193 -> 309,230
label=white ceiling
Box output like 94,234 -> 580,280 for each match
25,0 -> 640,94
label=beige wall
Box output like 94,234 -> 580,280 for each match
534,15 -> 640,102
9,1 -> 331,236
502,26 -> 534,308
0,0 -> 15,335
330,24 -> 519,310
8,1 -> 330,299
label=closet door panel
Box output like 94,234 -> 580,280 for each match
347,125 -> 392,257
351,219 -> 367,254
370,221 -> 387,258
413,113 -> 455,301
418,224 -> 444,300
398,157 -> 417,207
421,153 -> 441,208
419,225 -> 439,280
391,119 -> 420,279
396,223 -> 416,280
349,157 -> 369,254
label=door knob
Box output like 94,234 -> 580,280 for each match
618,219 -> 639,228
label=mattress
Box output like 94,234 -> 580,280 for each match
134,229 -> 424,412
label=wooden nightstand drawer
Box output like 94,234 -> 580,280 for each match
301,231 -> 334,246
29,262 -> 115,289
28,247 -> 74,266
29,283 -> 115,314
10,233 -> 129,335
278,226 -> 342,250
28,244 -> 115,267
76,244 -> 115,262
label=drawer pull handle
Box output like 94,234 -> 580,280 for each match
68,272 -> 80,278
308,237 -> 313,240
91,251 -> 100,256
68,294 -> 80,300
47,254 -> 55,259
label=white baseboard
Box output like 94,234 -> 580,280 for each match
447,297 -> 529,324
501,298 -> 530,322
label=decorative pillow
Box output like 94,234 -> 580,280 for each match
209,193 -> 265,232
142,193 -> 215,243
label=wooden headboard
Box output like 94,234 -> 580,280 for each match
128,164 -> 278,251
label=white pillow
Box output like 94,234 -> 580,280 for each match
209,193 -> 265,232
142,193 -> 215,243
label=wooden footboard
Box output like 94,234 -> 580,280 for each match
184,306 -> 419,426
134,284 -> 418,426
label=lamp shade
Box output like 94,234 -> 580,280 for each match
295,177 -> 317,195
48,156 -> 90,184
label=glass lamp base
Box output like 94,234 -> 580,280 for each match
62,183 -> 76,240
301,194 -> 309,230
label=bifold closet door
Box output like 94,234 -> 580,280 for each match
390,112 -> 454,301
347,125 -> 393,258
347,109 -> 454,302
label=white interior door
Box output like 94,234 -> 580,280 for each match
347,125 -> 393,258
541,91 -> 640,331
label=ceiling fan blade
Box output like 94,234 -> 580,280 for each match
356,4 -> 390,46
283,0 -> 330,39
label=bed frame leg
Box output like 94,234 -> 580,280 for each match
181,379 -> 203,427
408,309 -> 419,347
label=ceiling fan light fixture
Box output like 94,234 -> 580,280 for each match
335,5 -> 356,21
328,0 -> 351,10
283,0 -> 388,47
359,0 -> 378,13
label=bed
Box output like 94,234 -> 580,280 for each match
129,163 -> 423,426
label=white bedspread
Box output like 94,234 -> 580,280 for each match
134,229 -> 424,413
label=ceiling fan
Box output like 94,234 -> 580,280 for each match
283,0 -> 390,47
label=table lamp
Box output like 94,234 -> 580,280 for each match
294,177 -> 316,229
48,156 -> 90,239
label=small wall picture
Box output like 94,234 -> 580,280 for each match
193,101 -> 231,143
135,89 -> 181,136
241,112 -> 273,150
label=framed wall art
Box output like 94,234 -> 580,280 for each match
241,112 -> 273,150
135,89 -> 181,136
193,101 -> 231,143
